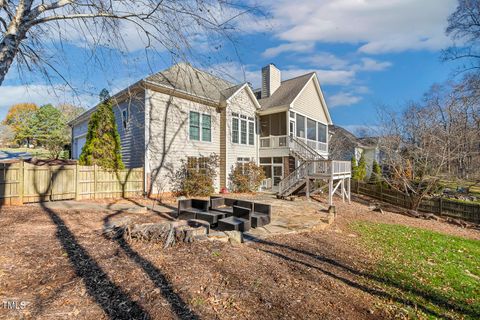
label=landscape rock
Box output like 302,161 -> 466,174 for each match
224,230 -> 244,244
207,231 -> 229,243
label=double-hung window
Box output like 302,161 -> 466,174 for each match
240,115 -> 247,144
201,114 -> 211,142
248,117 -> 255,145
189,111 -> 211,142
232,113 -> 239,143
232,113 -> 255,145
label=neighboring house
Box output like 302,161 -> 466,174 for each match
69,63 -> 333,194
329,125 -> 380,177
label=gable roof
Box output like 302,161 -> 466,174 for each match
257,72 -> 314,110
145,63 -> 236,103
330,125 -> 378,148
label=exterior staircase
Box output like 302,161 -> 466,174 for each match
278,137 -> 326,197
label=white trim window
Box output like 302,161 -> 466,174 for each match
232,112 -> 255,145
189,111 -> 211,142
237,157 -> 252,174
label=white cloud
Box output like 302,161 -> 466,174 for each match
0,84 -> 97,118
258,0 -> 457,54
301,52 -> 349,70
262,42 -> 314,58
328,92 -> 362,107
352,58 -> 392,72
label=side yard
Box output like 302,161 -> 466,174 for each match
0,195 -> 478,319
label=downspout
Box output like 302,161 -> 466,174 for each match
144,85 -> 150,196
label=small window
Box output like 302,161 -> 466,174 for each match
260,157 -> 271,164
201,114 -> 211,142
248,121 -> 255,145
240,119 -> 247,144
189,112 -> 200,141
232,117 -> 239,143
187,156 -> 208,175
273,157 -> 283,164
122,109 -> 129,129
236,157 -> 251,174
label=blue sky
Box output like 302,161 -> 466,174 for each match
0,0 -> 462,134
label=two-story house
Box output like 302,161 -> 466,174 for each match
70,63 -> 351,203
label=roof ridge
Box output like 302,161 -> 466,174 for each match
281,71 -> 315,83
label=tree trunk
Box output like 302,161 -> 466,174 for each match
0,0 -> 32,86
0,31 -> 27,86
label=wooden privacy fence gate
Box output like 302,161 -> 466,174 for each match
0,162 -> 144,205
352,181 -> 480,224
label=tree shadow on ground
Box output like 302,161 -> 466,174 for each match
251,237 -> 478,319
103,210 -> 199,320
33,165 -> 151,319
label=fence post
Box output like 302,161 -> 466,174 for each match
18,160 -> 24,205
93,164 -> 97,200
75,163 -> 80,200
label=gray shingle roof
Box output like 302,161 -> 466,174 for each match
257,72 -> 314,110
330,125 -> 378,148
145,63 -> 237,102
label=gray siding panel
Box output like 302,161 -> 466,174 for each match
113,92 -> 146,168
70,91 -> 146,168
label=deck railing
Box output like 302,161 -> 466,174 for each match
278,160 -> 351,196
260,135 -> 327,153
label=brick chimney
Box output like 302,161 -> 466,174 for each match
261,64 -> 281,98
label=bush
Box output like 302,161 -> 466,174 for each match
171,154 -> 218,197
229,161 -> 266,193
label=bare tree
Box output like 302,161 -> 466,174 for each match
443,0 -> 480,72
0,0 -> 258,86
378,103 -> 451,210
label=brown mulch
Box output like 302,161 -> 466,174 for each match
0,196 -> 478,319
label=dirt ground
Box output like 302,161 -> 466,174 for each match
0,194 -> 478,319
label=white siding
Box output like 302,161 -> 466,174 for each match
225,87 -> 259,189
146,90 -> 221,193
291,78 -> 328,124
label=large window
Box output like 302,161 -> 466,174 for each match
232,113 -> 255,145
189,111 -> 211,142
296,114 -> 305,138
201,114 -> 211,142
232,116 -> 239,143
307,118 -> 317,140
189,112 -> 200,140
240,118 -> 247,144
248,120 -> 255,145
318,123 -> 327,143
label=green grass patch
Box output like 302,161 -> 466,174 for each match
352,222 -> 480,319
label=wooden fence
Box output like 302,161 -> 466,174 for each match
0,162 -> 144,205
352,181 -> 480,224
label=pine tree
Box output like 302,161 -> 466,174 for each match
369,160 -> 382,185
357,152 -> 367,181
79,96 -> 124,169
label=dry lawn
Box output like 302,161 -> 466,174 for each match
0,195 -> 478,319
